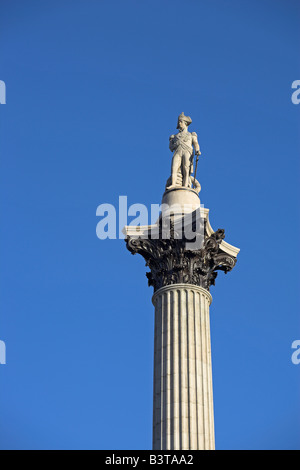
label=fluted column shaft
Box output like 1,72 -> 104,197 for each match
152,284 -> 215,450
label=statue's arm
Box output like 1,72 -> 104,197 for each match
191,132 -> 201,155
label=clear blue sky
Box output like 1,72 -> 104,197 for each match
0,0 -> 299,450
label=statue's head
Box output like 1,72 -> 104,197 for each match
177,112 -> 192,130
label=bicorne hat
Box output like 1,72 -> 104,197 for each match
176,112 -> 192,129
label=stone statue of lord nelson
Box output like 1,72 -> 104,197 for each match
166,112 -> 201,191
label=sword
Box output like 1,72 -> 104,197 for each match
193,153 -> 200,189
189,151 -> 194,183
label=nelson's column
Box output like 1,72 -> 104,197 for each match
124,112 -> 240,450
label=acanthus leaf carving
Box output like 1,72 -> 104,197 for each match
125,226 -> 237,293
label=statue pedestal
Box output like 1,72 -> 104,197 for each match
161,187 -> 200,219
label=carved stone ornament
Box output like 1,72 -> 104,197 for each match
125,220 -> 237,293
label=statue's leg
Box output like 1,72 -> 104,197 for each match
170,151 -> 182,186
182,152 -> 190,187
